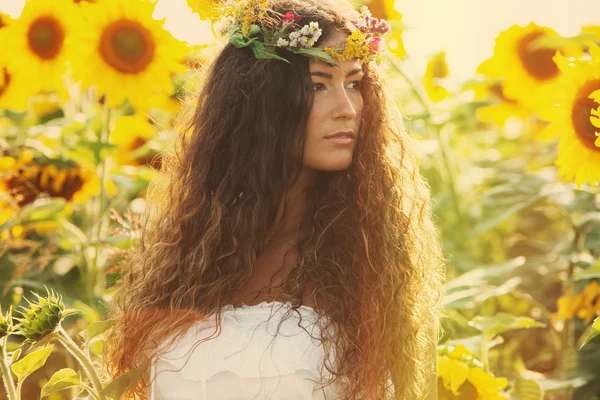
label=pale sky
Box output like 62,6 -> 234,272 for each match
1,0 -> 599,82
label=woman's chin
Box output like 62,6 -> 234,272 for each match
316,161 -> 353,171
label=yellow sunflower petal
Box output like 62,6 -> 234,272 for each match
0,68 -> 34,111
386,29 -> 407,60
438,357 -> 470,396
587,41 -> 600,60
478,102 -> 531,127
581,25 -> 600,42
187,0 -> 224,21
467,367 -> 509,400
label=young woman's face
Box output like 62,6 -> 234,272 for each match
302,31 -> 364,172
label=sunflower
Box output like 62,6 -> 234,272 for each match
464,78 -> 533,127
422,51 -> 449,103
0,150 -> 101,214
70,0 -> 189,111
438,344 -> 508,400
109,115 -> 162,169
1,0 -> 79,102
537,42 -> 600,188
554,281 -> 600,325
477,22 -> 582,111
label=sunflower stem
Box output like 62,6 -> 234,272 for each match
56,326 -> 106,400
89,100 -> 112,306
80,383 -> 102,400
387,56 -> 467,250
480,334 -> 491,374
0,336 -> 17,400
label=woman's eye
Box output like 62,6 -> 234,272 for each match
311,81 -> 361,91
312,83 -> 325,91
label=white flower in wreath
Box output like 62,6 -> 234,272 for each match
276,37 -> 290,47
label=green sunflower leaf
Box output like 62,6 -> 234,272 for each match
468,313 -> 546,338
83,319 -> 115,343
11,345 -> 54,380
40,369 -> 84,398
580,317 -> 600,350
508,377 -> 544,400
100,364 -> 147,400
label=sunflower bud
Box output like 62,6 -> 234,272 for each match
13,287 -> 79,346
0,305 -> 13,339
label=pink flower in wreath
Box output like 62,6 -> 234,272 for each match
284,11 -> 295,22
368,36 -> 383,52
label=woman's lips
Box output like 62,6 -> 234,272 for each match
324,136 -> 353,144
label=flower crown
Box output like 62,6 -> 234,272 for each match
212,1 -> 391,66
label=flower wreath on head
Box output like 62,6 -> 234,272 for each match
211,0 -> 391,66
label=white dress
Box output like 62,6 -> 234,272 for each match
149,300 -> 343,400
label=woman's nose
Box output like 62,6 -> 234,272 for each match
332,89 -> 358,120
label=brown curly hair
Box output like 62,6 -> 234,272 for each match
103,0 -> 446,398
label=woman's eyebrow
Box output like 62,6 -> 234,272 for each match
310,68 -> 363,79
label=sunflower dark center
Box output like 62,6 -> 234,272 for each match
517,30 -> 560,81
27,16 -> 64,60
572,80 -> 600,152
99,19 -> 155,74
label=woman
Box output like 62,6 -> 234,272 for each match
103,0 -> 446,398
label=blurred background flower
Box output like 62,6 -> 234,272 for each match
0,0 -> 600,399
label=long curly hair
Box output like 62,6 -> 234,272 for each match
103,0 -> 446,398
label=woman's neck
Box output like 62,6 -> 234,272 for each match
267,166 -> 315,245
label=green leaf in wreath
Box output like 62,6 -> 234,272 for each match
100,364 -> 147,400
293,47 -> 338,66
248,24 -> 261,37
41,368 -> 84,398
228,24 -> 257,48
250,41 -> 289,63
580,316 -> 600,350
468,313 -> 546,337
11,345 -> 54,380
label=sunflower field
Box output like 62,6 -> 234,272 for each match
0,0 -> 600,399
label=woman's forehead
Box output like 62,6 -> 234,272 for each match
309,55 -> 362,72
319,30 -> 349,48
